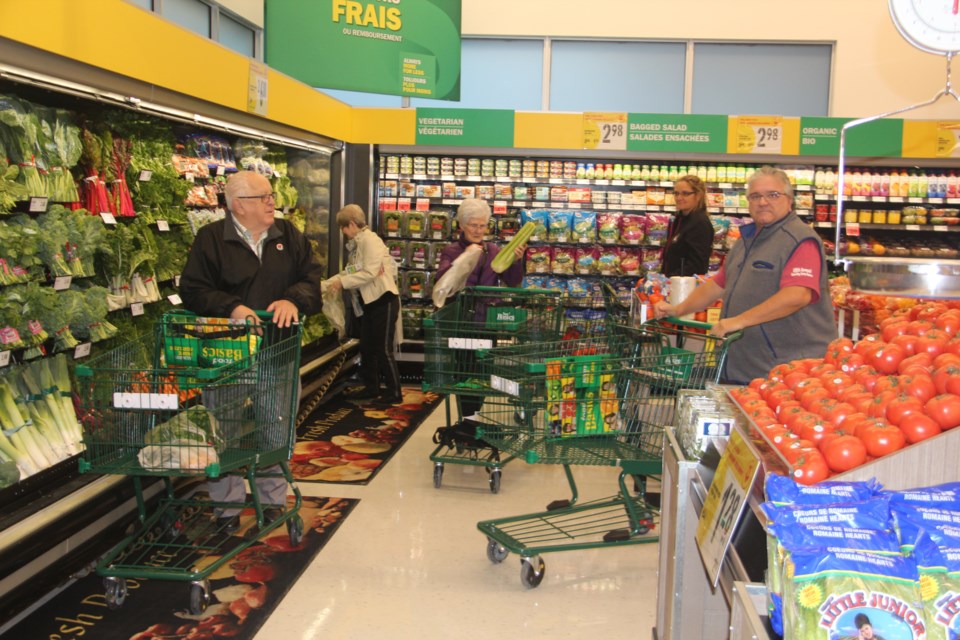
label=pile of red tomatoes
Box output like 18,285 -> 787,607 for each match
730,302 -> 960,485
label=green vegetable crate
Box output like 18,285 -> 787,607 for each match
74,311 -> 304,614
474,318 -> 740,588
422,286 -> 564,493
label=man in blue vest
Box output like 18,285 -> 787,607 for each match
653,166 -> 835,384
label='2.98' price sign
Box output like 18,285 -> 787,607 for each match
735,116 -> 783,154
695,428 -> 761,586
582,112 -> 628,151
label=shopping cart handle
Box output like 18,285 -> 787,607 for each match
657,317 -> 743,342
164,309 -> 290,324
659,316 -> 713,330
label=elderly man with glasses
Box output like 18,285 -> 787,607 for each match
654,166 -> 835,384
180,170 -> 323,533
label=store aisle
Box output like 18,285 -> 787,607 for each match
256,401 -> 660,639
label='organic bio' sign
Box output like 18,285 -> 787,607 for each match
626,114 -> 728,153
415,108 -> 515,147
265,0 -> 462,100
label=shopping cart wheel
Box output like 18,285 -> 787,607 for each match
486,537 -> 509,564
103,577 -> 127,609
488,468 -> 501,494
287,514 -> 304,547
433,462 -> 444,489
189,579 -> 211,615
520,555 -> 545,588
637,510 -> 655,536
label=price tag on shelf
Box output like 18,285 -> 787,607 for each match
28,197 -> 49,213
466,176 -> 481,182
440,174 -> 455,181
512,201 -> 525,208
846,223 -> 861,236
814,194 -> 830,201
815,222 -> 832,228
889,196 -> 905,203
929,197 -> 945,204
707,207 -> 721,214
384,173 -> 399,180
549,178 -> 564,185
948,198 -> 960,204
493,201 -> 508,215
496,176 -> 513,183
611,179 -> 626,186
582,112 -> 628,150
646,205 -> 661,211
441,199 -> 459,206
167,294 -> 182,305
156,220 -> 170,232
663,205 -> 677,212
908,197 -> 924,203
852,195 -> 867,202
576,179 -> 590,185
873,196 -> 887,202
795,184 -> 812,191
0,351 -> 10,368
531,202 -> 546,208
935,225 -> 949,232
130,302 -> 145,317
216,165 -> 225,176
595,179 -> 610,185
630,180 -> 645,187
523,177 -> 538,184
906,224 -> 921,231
73,343 -> 91,360
735,116 -> 783,154
695,429 -> 761,587
595,203 -> 607,210
718,183 -> 734,189
100,212 -> 117,225
412,174 -> 427,180
415,198 -> 431,211
737,208 -> 750,214
138,170 -> 153,182
53,276 -> 72,291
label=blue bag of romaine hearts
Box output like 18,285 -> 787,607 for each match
765,474 -> 882,506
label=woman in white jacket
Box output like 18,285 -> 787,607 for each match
327,204 -> 402,403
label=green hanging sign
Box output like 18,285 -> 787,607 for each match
265,0 -> 462,100
415,108 -> 515,147
800,117 -> 904,157
626,114 -> 728,153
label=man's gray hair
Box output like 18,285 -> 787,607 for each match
747,166 -> 794,199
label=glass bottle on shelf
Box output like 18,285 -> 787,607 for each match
613,164 -> 623,180
717,165 -> 727,182
706,165 -> 717,182
576,163 -> 586,179
631,164 -> 642,180
640,165 -> 651,181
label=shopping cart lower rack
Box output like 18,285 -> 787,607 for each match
74,311 -> 304,612
474,318 -> 740,587
422,286 -> 564,492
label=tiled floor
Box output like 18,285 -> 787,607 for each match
256,401 -> 660,639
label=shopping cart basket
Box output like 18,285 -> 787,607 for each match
474,318 -> 740,587
422,286 -> 564,492
74,310 -> 303,612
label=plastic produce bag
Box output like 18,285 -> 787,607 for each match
431,247 -> 482,307
137,406 -> 221,472
321,280 -> 346,337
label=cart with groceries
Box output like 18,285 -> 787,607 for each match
422,286 -> 564,492
474,317 -> 740,587
75,310 -> 303,613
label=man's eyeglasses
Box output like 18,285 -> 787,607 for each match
747,191 -> 786,203
237,192 -> 276,204
673,190 -> 696,197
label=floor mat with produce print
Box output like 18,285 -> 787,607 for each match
2,495 -> 357,640
292,385 -> 442,484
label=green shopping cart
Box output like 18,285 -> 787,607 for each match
474,318 -> 740,587
75,311 -> 303,613
422,286 -> 564,492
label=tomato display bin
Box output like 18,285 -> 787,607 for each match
727,389 -> 960,491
